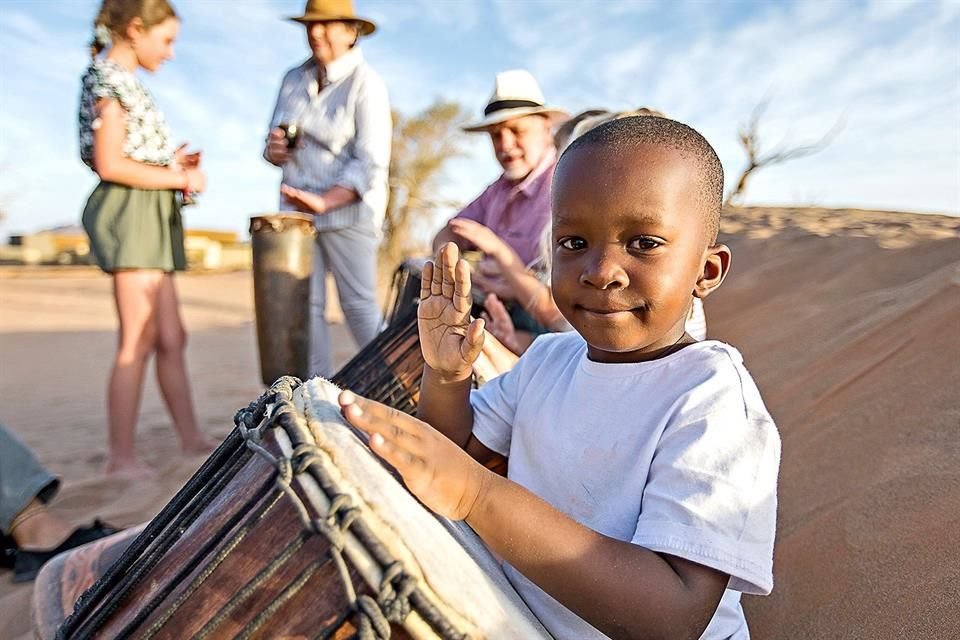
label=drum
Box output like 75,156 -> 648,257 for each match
250,214 -> 315,385
332,305 -> 423,416
382,257 -> 487,330
47,377 -> 547,640
383,258 -> 427,328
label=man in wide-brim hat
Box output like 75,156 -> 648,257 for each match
432,70 -> 568,349
433,69 -> 568,268
262,0 -> 391,378
287,0 -> 376,36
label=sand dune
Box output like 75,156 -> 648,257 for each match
712,207 -> 960,639
1,206 -> 958,639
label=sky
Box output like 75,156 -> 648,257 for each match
1,0 -> 958,239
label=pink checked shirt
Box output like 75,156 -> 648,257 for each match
454,146 -> 557,267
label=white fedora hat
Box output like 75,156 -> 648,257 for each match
463,69 -> 569,132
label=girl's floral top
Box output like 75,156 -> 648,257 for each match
78,59 -> 174,170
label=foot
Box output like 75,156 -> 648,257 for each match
103,458 -> 157,480
12,519 -> 121,583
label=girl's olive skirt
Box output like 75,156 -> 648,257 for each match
82,182 -> 186,273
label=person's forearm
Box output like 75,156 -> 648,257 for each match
467,473 -> 724,640
486,248 -> 565,328
322,185 -> 359,210
432,226 -> 461,255
417,365 -> 475,448
95,156 -> 187,191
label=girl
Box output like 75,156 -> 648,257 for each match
79,0 -> 212,478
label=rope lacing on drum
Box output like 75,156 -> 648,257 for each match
57,377 -> 468,640
378,562 -> 416,622
245,405 -> 407,639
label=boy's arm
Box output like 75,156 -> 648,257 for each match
416,243 -> 502,467
470,473 -> 728,639
339,393 -> 728,640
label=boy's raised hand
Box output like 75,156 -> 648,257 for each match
339,390 -> 486,520
419,243 -> 485,382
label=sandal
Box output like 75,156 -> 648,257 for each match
12,519 -> 121,583
1,533 -> 15,570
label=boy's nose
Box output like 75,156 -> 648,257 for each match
580,249 -> 628,290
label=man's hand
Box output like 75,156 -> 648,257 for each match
419,243 -> 485,383
481,293 -> 524,355
339,390 -> 488,520
281,184 -> 327,214
473,328 -> 520,383
447,218 -> 511,262
265,128 -> 291,166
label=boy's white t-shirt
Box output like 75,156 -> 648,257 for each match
470,332 -> 781,639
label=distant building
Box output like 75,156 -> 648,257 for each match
1,226 -> 251,270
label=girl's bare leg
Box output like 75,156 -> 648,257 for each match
106,271 -> 162,478
154,274 -> 213,454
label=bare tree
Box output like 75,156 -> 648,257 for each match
725,98 -> 844,206
381,100 -> 468,266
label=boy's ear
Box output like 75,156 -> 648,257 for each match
694,243 -> 731,299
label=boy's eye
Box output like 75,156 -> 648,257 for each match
627,237 -> 663,251
557,237 -> 586,251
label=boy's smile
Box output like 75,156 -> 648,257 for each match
551,142 -> 728,363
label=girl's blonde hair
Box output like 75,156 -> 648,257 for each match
90,0 -> 177,58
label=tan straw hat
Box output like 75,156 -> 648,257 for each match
288,0 -> 376,36
463,69 -> 569,132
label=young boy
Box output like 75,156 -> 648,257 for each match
339,116 -> 780,639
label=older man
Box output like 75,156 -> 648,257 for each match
432,70 -> 567,298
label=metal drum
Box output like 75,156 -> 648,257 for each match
250,214 -> 315,385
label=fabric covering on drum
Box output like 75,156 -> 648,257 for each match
299,377 -> 550,638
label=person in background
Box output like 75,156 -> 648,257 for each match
263,0 -> 391,377
1,423 -> 117,582
431,70 -> 567,346
79,0 -> 213,479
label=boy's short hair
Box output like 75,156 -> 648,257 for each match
559,116 -> 724,244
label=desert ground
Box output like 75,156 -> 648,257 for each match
1,206 -> 958,639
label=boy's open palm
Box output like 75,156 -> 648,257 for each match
339,391 -> 486,520
419,243 -> 484,382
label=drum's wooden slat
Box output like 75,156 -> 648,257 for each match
94,453 -> 279,638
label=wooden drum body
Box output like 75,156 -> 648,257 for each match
44,377 -> 547,640
332,306 -> 423,416
250,214 -> 315,385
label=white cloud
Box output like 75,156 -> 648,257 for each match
867,0 -> 923,22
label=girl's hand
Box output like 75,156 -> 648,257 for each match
280,184 -> 327,214
419,243 -> 484,383
339,390 -> 487,520
174,143 -> 202,169
184,168 -> 207,194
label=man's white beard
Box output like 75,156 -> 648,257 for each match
502,165 -> 529,181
